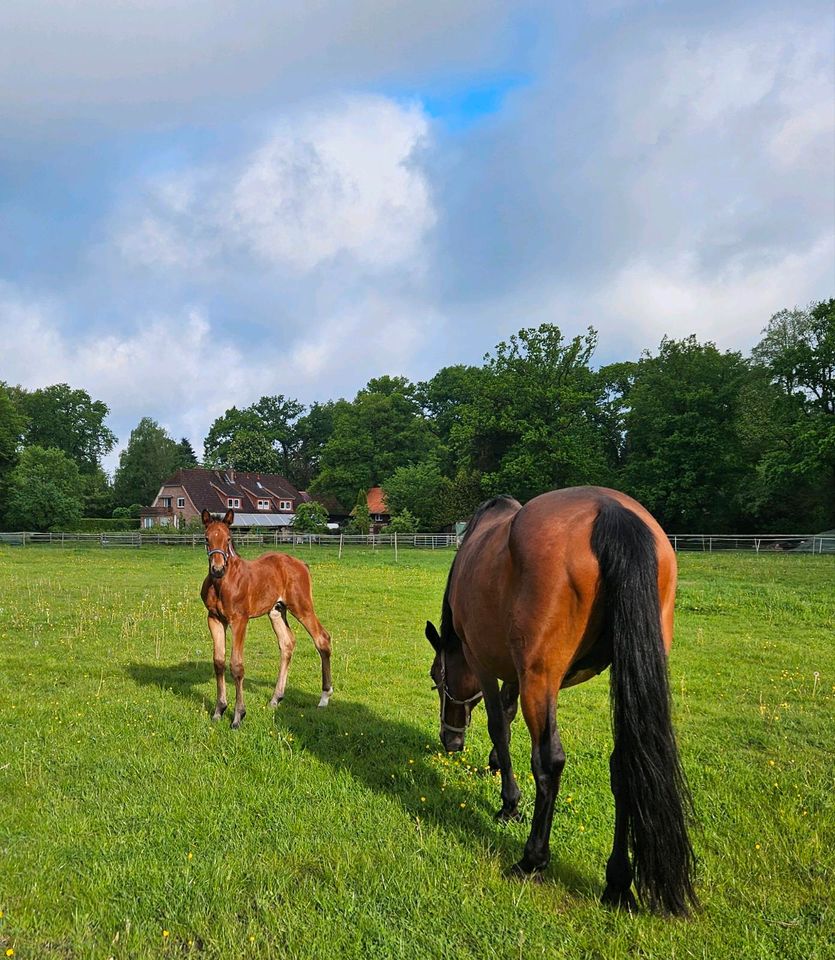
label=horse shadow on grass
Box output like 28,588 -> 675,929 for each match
125,659 -> 598,902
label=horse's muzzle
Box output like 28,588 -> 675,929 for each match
440,729 -> 465,753
210,565 -> 226,579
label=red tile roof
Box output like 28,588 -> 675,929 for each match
366,486 -> 389,516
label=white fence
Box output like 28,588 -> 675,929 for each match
1,530 -> 833,554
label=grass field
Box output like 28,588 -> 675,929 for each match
1,544 -> 833,959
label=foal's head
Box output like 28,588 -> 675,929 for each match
425,620 -> 482,753
202,508 -> 235,579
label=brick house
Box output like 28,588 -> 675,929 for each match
141,468 -> 303,529
366,486 -> 391,532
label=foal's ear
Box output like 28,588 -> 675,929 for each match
425,621 -> 442,651
201,509 -> 212,526
222,509 -> 234,526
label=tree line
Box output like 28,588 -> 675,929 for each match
1,298 -> 832,533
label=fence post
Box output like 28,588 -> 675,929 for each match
394,531 -> 398,562
339,533 -> 343,559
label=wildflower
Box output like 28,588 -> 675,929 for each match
579,825 -> 585,832
768,760 -> 775,766
163,930 -> 170,938
408,759 -> 414,765
249,935 -> 255,942
755,843 -> 761,850
187,852 -> 193,860
460,802 -> 466,808
420,797 -> 426,803
6,949 -> 14,957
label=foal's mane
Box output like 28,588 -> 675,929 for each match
439,495 -> 517,650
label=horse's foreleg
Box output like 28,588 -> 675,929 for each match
229,618 -> 249,729
601,749 -> 638,912
512,681 -> 565,876
482,678 -> 522,822
268,605 -> 296,707
293,607 -> 333,707
208,614 -> 227,721
488,680 -> 519,774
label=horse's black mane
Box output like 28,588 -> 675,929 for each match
438,495 -> 517,649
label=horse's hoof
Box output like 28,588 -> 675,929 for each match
211,705 -> 227,722
601,886 -> 638,914
230,710 -> 246,729
269,697 -> 282,709
317,688 -> 333,708
495,807 -> 523,823
507,860 -> 545,882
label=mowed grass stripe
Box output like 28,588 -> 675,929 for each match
0,546 -> 832,959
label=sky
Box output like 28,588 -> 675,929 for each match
2,0 -> 833,473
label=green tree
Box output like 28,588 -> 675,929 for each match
226,430 -> 282,473
0,383 -> 28,515
113,418 -> 180,507
453,325 -> 613,502
621,336 -> 750,531
5,445 -> 84,530
291,500 -> 329,533
745,299 -> 835,529
311,377 -> 437,507
19,383 -> 116,473
382,461 -> 453,530
387,508 -> 419,533
203,395 -> 304,475
81,467 -> 114,518
175,437 -> 199,469
348,489 -> 372,534
289,401 -> 345,488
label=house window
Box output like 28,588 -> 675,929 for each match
279,500 -> 292,510
257,499 -> 270,510
143,517 -> 153,528
227,498 -> 240,508
177,497 -> 185,508
160,497 -> 172,508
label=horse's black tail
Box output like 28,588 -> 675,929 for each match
591,498 -> 698,916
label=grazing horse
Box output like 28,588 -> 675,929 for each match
425,486 -> 697,916
201,509 -> 333,728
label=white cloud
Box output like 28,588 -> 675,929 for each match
115,95 -> 435,276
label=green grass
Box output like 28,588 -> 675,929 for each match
1,545 -> 833,959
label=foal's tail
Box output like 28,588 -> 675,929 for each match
591,499 -> 697,916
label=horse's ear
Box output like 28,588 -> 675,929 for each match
223,509 -> 234,527
201,509 -> 212,526
425,621 -> 442,651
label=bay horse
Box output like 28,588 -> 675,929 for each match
201,509 -> 333,728
425,486 -> 697,915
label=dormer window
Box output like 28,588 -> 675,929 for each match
279,500 -> 292,511
227,498 -> 240,508
257,499 -> 270,510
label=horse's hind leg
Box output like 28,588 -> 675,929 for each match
512,683 -> 566,875
208,614 -> 228,721
268,604 -> 296,708
601,749 -> 638,911
488,680 -> 519,774
482,678 -> 522,822
294,607 -> 333,706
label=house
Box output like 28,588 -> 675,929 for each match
366,486 -> 391,532
141,468 -> 303,529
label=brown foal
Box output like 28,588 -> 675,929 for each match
201,509 -> 333,728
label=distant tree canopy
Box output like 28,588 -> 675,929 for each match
113,418 -> 180,508
16,383 -> 117,474
4,298 -> 832,533
5,445 -> 84,531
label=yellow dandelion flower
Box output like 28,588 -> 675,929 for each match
408,759 -> 414,764
6,950 -> 14,958
768,760 -> 775,766
163,930 -> 170,938
187,852 -> 193,860
420,797 -> 426,802
579,825 -> 585,832
460,802 -> 466,808
249,935 -> 255,942
755,843 -> 761,850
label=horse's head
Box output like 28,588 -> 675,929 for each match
202,508 -> 235,579
425,620 -> 482,753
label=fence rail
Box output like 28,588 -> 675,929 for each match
1,530 -> 833,554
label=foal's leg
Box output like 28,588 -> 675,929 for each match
229,617 -> 249,729
512,682 -> 566,875
208,614 -> 228,721
488,680 -> 519,774
268,605 -> 296,708
482,677 -> 522,822
601,749 -> 638,911
289,599 -> 333,707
